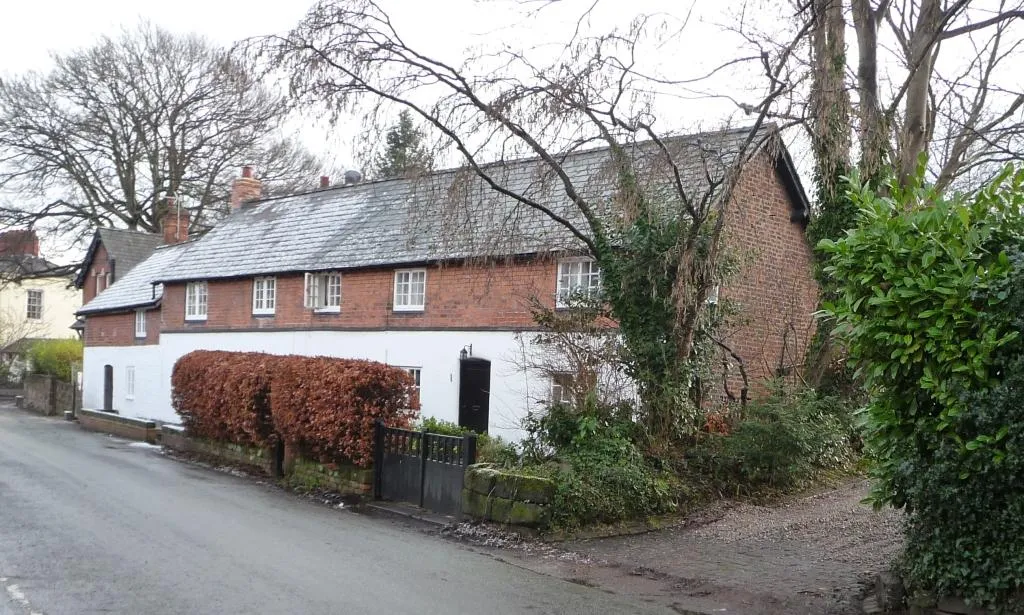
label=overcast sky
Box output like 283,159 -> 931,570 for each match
0,0 -> 802,261
0,0 -> 764,166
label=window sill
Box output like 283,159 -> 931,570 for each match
184,317 -> 207,323
393,306 -> 425,313
252,312 -> 276,318
313,307 -> 341,314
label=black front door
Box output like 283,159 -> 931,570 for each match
458,357 -> 490,433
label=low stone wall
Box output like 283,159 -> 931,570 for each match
159,427 -> 373,496
24,374 -> 77,416
159,426 -> 276,475
286,454 -> 374,496
462,463 -> 554,528
78,408 -> 157,443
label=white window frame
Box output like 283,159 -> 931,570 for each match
252,276 -> 277,315
707,284 -> 721,306
402,367 -> 422,408
550,373 -> 574,404
393,268 -> 426,312
26,289 -> 43,320
135,309 -> 147,338
125,365 -> 136,400
304,272 -> 342,313
185,281 -> 208,321
95,270 -> 104,295
555,258 -> 602,308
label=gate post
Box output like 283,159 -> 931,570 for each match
418,429 -> 429,508
373,419 -> 384,500
462,432 -> 477,467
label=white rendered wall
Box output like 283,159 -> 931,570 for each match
82,345 -> 167,420
84,330 -> 544,442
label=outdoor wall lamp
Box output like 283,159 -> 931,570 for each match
459,345 -> 473,360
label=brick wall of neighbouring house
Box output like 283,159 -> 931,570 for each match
84,309 -> 160,346
161,259 -> 558,332
719,151 -> 819,395
82,243 -> 110,305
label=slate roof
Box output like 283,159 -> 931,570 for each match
0,255 -> 70,279
73,228 -> 163,288
77,242 -> 190,315
156,125 -> 806,284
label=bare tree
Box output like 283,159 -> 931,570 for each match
258,0 -> 809,439
797,0 -> 1024,190
0,23 -> 327,243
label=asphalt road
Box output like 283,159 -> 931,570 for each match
0,403 -> 666,615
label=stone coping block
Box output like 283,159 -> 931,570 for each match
78,408 -> 158,443
465,463 -> 555,504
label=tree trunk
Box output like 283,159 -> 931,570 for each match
851,0 -> 889,181
899,0 -> 943,183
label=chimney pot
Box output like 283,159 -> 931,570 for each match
0,230 -> 40,257
320,176 -> 330,188
161,199 -> 190,245
230,166 -> 263,210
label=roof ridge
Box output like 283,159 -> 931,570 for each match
246,123 -> 776,207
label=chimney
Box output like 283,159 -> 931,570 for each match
0,230 -> 40,257
319,175 -> 331,189
230,165 -> 263,210
161,195 -> 190,245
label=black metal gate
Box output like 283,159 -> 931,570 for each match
373,422 -> 477,516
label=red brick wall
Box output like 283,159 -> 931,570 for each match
83,309 -> 160,346
719,152 -> 819,394
82,243 -> 111,305
161,260 -> 557,332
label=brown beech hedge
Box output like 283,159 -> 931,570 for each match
171,350 -> 418,466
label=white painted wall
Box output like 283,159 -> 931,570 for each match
83,330 -> 546,442
0,277 -> 80,343
82,345 -> 165,419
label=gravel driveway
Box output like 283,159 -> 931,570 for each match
466,479 -> 904,614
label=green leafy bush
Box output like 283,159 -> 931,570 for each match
28,338 -> 82,381
820,167 -> 1024,507
414,417 -> 519,466
898,354 -> 1024,607
688,388 -> 857,492
522,402 -> 676,529
821,166 -> 1024,607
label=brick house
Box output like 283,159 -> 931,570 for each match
76,126 -> 818,441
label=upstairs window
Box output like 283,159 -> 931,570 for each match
252,277 -> 277,315
393,269 -> 426,312
556,258 -> 601,307
135,309 -> 147,338
304,272 -> 342,312
95,270 -> 112,295
26,289 -> 43,320
185,281 -> 208,321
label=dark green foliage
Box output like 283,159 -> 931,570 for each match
414,417 -> 518,466
372,110 -> 432,178
28,338 -> 82,381
595,211 -> 732,440
521,401 -> 676,530
900,354 -> 1024,607
822,165 -> 1024,607
687,388 -> 857,493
